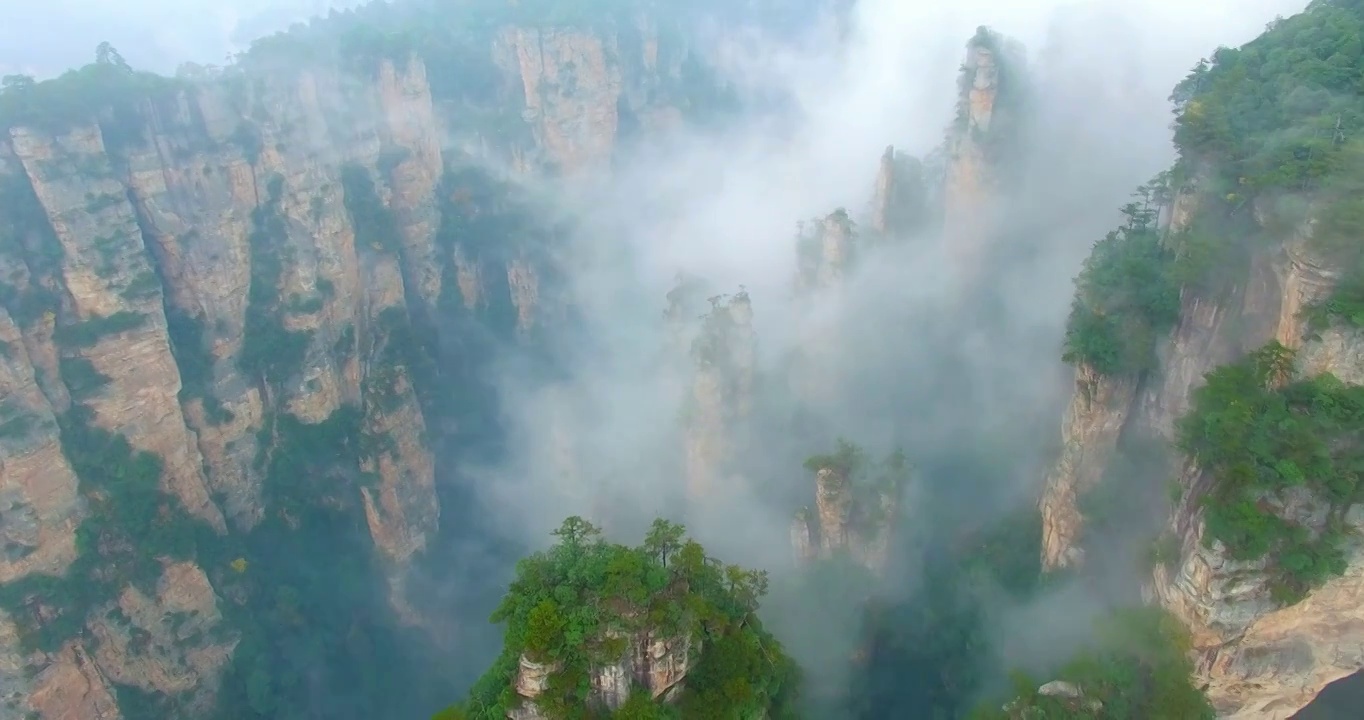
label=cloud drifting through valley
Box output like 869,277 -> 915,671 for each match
5,0 -> 1311,709
474,0 -> 1307,554
436,0 -> 1310,706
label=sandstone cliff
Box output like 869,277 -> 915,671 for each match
867,145 -> 930,242
683,289 -> 755,498
1035,88 -> 1364,720
0,9 -> 719,717
1036,173 -> 1361,717
790,444 -> 907,575
795,209 -> 855,292
506,633 -> 694,719
941,27 -> 1025,277
1147,221 -> 1363,719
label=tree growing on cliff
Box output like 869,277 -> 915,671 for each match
438,516 -> 800,719
1178,341 -> 1360,603
1061,179 -> 1181,376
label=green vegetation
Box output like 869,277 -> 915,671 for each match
60,356 -> 112,401
0,400 -> 34,440
122,269 -> 162,301
1170,1 -> 1364,193
239,174 -> 312,386
340,163 -> 402,255
1304,141 -> 1364,328
957,506 -> 1047,599
0,43 -> 183,152
0,168 -> 64,328
53,310 -> 147,348
1168,0 -> 1364,325
970,607 -> 1214,720
956,26 -> 1028,168
165,308 -> 232,425
441,517 -> 800,719
1178,341 -> 1360,603
339,163 -> 441,416
1061,181 -> 1180,376
0,403 -> 214,654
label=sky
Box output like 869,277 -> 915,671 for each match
0,0 -> 366,77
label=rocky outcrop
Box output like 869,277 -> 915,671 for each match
683,290 -> 755,498
87,562 -> 235,711
0,306 -> 81,583
0,8 -> 762,718
793,455 -> 903,574
942,28 -> 1024,276
1146,218 -> 1364,718
25,642 -> 120,720
2,561 -> 234,720
508,633 -> 694,719
11,124 -> 227,534
868,145 -> 929,241
1038,364 -> 1138,571
795,209 -> 854,292
1041,165 -> 1364,715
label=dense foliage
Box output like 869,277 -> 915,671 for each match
1061,183 -> 1181,376
0,43 -> 182,149
1170,0 -> 1364,192
970,607 -> 1214,720
1178,341 -> 1362,603
441,517 -> 800,719
1168,0 -> 1364,323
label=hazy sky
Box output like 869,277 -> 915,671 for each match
0,0 -> 364,78
0,0 -> 1309,79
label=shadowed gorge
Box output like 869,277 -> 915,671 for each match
3,0 -> 1363,719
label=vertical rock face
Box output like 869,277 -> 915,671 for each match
796,209 -> 855,292
376,57 -> 445,313
790,508 -> 815,564
0,306 -> 81,583
795,455 -> 904,575
120,88 -> 264,528
10,125 -> 227,534
868,145 -> 929,241
942,28 -> 1024,277
1038,185 -> 1212,572
1038,364 -> 1138,571
683,290 -> 755,498
1146,221 -> 1364,719
508,632 -> 694,719
0,6 -> 748,716
495,27 -> 625,175
816,466 -> 852,554
87,562 -> 235,712
1043,166 -> 1364,714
